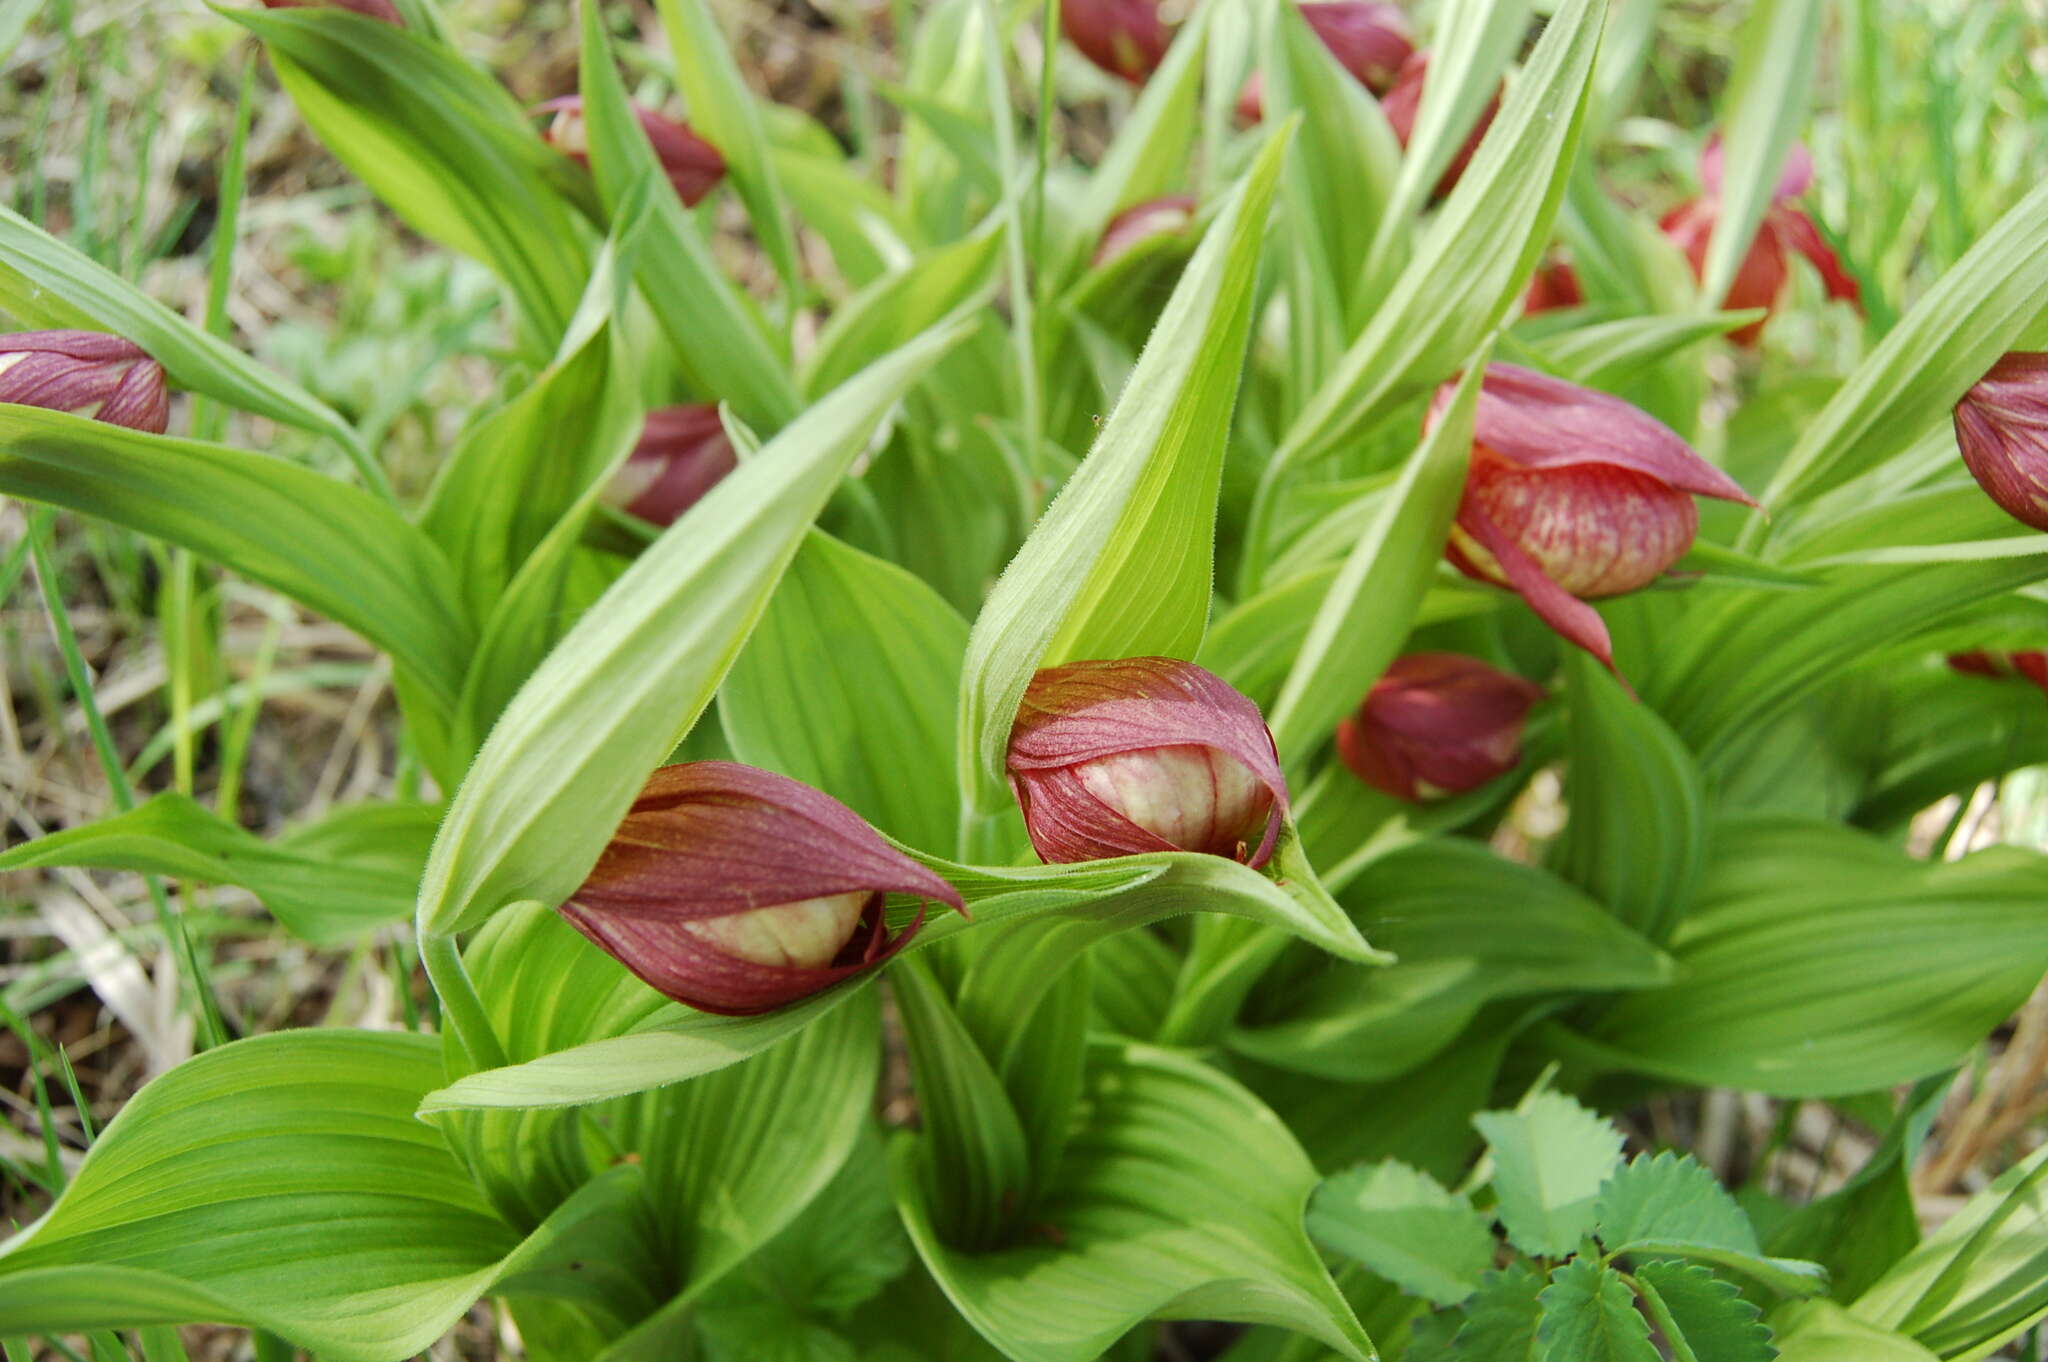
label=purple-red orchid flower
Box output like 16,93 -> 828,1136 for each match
1007,657 -> 1289,868
1236,1 -> 1414,122
1436,364 -> 1758,669
1954,352 -> 2048,533
539,96 -> 726,208
0,331 -> 169,434
1336,653 -> 1543,802
605,404 -> 739,528
562,762 -> 960,1016
260,0 -> 403,22
1380,52 -> 1500,202
1949,650 -> 2048,697
1092,194 -> 1198,269
1062,0 -> 1176,83
1660,139 -> 1861,347
1521,257 -> 1584,315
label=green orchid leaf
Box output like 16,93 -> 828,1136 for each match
0,406 -> 473,711
415,315 -> 969,938
896,1043 -> 1374,1362
1581,816 -> 2048,1097
0,793 -> 428,943
0,1030 -> 642,1358
957,126 -> 1291,807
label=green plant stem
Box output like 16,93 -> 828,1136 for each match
420,931 -> 508,1072
28,519 -> 228,1050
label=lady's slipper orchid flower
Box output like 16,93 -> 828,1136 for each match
1336,653 -> 1543,802
540,96 -> 726,208
1006,657 -> 1289,868
0,331 -> 169,434
1062,0 -> 1176,83
1953,352 -> 2048,532
1092,195 -> 1197,269
1380,52 -> 1499,202
1659,139 -> 1860,346
562,762 -> 960,1016
1949,650 -> 2048,697
261,0 -> 402,22
1438,364 -> 1758,668
605,404 -> 739,527
1521,257 -> 1584,315
1235,1 -> 1414,122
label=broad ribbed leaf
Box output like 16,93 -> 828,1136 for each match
1473,1091 -> 1624,1258
802,216 -> 1006,401
0,793 -> 427,943
1266,0 -> 1606,478
236,6 -> 590,352
0,406 -> 473,709
1265,351 -> 1485,769
1557,651 -> 1706,945
0,1031 -> 640,1359
896,1043 -> 1373,1362
1772,1302 -> 1941,1362
723,532 -> 967,851
576,0 -> 800,430
653,0 -> 801,296
1584,817 -> 2048,1096
415,317 -> 968,936
957,127 -> 1290,807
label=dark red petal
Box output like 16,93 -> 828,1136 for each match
576,761 -> 962,921
1299,1 -> 1414,94
1435,364 -> 1756,506
1093,195 -> 1197,269
1771,206 -> 1863,308
559,892 -> 925,1016
1457,504 -> 1617,669
1062,0 -> 1174,82
1007,765 -> 1185,862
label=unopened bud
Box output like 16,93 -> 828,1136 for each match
1061,0 -> 1176,83
1006,657 -> 1288,868
605,404 -> 739,527
563,762 -> 960,1015
540,96 -> 726,208
1953,352 -> 2048,533
1336,653 -> 1542,801
0,331 -> 169,434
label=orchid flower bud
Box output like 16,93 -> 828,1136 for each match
1006,657 -> 1289,868
1061,0 -> 1176,83
1379,52 -> 1499,202
1953,352 -> 2048,533
539,96 -> 726,208
562,762 -> 961,1016
1436,364 -> 1758,668
1521,257 -> 1583,315
0,331 -> 169,434
1092,194 -> 1197,269
605,404 -> 739,527
1335,653 -> 1543,802
1659,138 -> 1860,347
261,0 -> 402,22
1949,650 -> 2048,697
1236,1 -> 1414,121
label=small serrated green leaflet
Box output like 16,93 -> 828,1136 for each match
1474,1091 -> 1624,1258
1535,1258 -> 1658,1362
1306,1161 -> 1497,1307
1632,1260 -> 1776,1362
1453,1262 -> 1546,1362
1596,1152 -> 1757,1257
